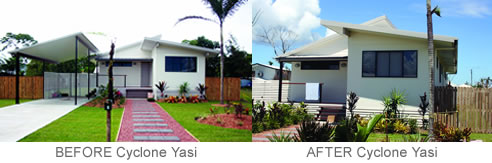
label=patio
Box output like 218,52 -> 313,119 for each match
0,98 -> 89,141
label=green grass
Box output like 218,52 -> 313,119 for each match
0,99 -> 34,108
19,106 -> 124,142
368,133 -> 492,142
158,101 -> 251,142
240,88 -> 252,104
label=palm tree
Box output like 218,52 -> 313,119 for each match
426,0 -> 441,141
176,0 -> 248,104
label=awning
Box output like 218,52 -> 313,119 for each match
9,32 -> 99,63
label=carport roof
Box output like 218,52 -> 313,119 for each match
9,32 -> 99,63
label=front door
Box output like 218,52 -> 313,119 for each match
140,62 -> 151,87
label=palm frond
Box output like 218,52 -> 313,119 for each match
175,16 -> 217,26
223,0 -> 247,18
202,0 -> 225,20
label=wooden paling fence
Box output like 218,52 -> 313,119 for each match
205,77 -> 240,101
434,86 -> 492,133
0,76 -> 43,99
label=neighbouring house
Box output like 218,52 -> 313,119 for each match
252,63 -> 291,80
96,35 -> 219,98
275,15 -> 458,120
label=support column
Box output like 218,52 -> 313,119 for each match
96,61 -> 99,87
42,61 -> 45,99
278,61 -> 284,102
75,37 -> 78,105
87,49 -> 90,99
15,54 -> 20,104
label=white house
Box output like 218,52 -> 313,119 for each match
275,16 -> 458,118
96,35 -> 219,98
252,63 -> 290,80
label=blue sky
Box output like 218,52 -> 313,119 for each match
253,0 -> 492,85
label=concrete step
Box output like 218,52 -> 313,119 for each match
133,123 -> 168,127
133,119 -> 165,122
132,115 -> 161,118
134,129 -> 173,133
132,112 -> 158,114
134,136 -> 180,141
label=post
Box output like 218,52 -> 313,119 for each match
75,37 -> 78,105
15,54 -> 20,104
96,61 -> 99,87
278,61 -> 284,102
42,61 -> 45,99
124,75 -> 127,88
87,49 -> 90,99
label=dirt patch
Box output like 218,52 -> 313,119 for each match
197,114 -> 252,130
84,98 -> 126,109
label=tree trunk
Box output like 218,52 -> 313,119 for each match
107,42 -> 115,142
219,22 -> 225,104
426,0 -> 435,141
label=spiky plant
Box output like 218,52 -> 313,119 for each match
419,92 -> 430,129
195,83 -> 208,100
155,81 -> 169,98
179,82 -> 190,97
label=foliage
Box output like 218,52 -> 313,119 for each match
334,118 -> 358,142
164,96 -> 178,103
85,89 -> 97,99
347,92 -> 359,118
155,81 -> 169,98
402,134 -> 429,142
252,101 -> 312,133
179,82 -> 190,97
393,120 -> 409,134
408,119 -> 418,134
294,120 -> 335,142
0,56 -> 26,76
195,83 -> 208,100
190,95 -> 200,103
433,122 -> 472,142
1,32 -> 37,51
418,92 -> 429,129
268,132 -> 294,142
382,89 -> 407,119
354,114 -> 384,142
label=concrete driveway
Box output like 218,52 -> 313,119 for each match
0,98 -> 89,142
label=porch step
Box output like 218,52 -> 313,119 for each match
133,119 -> 165,122
132,115 -> 161,118
134,129 -> 173,133
133,123 -> 168,127
132,112 -> 158,114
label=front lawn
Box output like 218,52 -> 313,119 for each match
19,106 -> 124,142
0,99 -> 34,108
368,133 -> 492,142
158,101 -> 251,142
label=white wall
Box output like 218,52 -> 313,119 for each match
347,31 -> 430,116
151,44 -> 206,98
253,65 -> 277,80
98,61 -> 142,87
288,61 -> 347,103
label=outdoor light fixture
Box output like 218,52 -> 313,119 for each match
295,63 -> 301,68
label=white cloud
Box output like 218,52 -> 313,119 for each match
434,0 -> 492,18
0,0 -> 251,58
252,0 -> 321,42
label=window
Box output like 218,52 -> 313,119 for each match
165,56 -> 197,72
301,61 -> 339,70
362,51 -> 417,77
106,62 -> 132,67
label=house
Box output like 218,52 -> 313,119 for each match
252,63 -> 291,80
96,35 -> 219,98
275,15 -> 458,119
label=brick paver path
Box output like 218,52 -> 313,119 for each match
117,99 -> 198,142
252,125 -> 299,142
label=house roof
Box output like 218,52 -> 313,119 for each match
9,32 -> 99,63
252,63 -> 290,71
141,37 -> 220,54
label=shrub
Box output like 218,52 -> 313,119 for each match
195,83 -> 207,100
433,122 -> 472,142
294,120 -> 336,142
147,98 -> 155,102
232,102 -> 245,118
394,120 -> 409,134
347,92 -> 359,118
165,96 -> 178,103
179,82 -> 190,97
190,95 -> 200,103
354,114 -> 384,142
155,81 -> 169,99
268,132 -> 294,142
402,134 -> 429,142
382,89 -> 407,119
408,119 -> 418,134
334,118 -> 357,142
418,92 -> 429,129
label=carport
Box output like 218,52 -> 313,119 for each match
9,32 -> 99,105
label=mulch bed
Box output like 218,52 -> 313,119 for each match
84,98 -> 125,109
197,114 -> 252,130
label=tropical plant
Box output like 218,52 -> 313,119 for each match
176,0 -> 248,104
195,83 -> 207,100
155,81 -> 169,98
418,92 -> 430,129
354,114 -> 384,142
426,0 -> 441,141
347,92 -> 359,118
294,120 -> 335,142
393,120 -> 409,134
268,132 -> 294,142
253,100 -> 266,123
402,134 -> 430,142
232,102 -> 244,118
433,122 -> 472,142
382,89 -> 407,119
408,119 -> 418,134
178,82 -> 190,97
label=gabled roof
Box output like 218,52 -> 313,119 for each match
141,37 -> 219,54
252,63 -> 290,71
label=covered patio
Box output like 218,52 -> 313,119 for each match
9,32 -> 99,105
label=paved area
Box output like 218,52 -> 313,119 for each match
252,125 -> 299,142
0,98 -> 89,142
117,99 -> 198,142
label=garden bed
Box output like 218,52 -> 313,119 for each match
197,114 -> 251,130
84,98 -> 125,109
